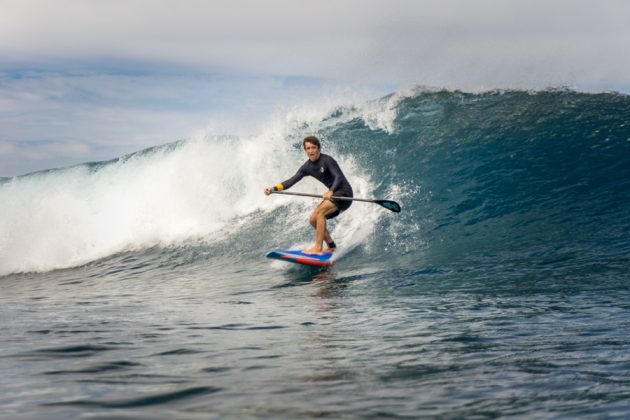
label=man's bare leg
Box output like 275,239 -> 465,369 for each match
323,229 -> 335,253
304,200 -> 338,255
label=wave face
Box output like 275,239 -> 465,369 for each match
1,88 -> 630,276
348,89 -> 630,277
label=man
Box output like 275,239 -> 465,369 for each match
265,136 -> 353,255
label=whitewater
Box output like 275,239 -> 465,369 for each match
1,88 -> 630,418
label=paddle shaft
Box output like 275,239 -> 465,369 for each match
273,190 -> 366,202
271,190 -> 401,212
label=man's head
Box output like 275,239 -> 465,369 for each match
303,136 -> 321,161
303,136 -> 321,150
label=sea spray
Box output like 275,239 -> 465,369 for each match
0,117 -> 380,275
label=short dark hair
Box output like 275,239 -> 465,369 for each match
303,136 -> 321,150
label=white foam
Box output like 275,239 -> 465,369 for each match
0,100 -> 390,275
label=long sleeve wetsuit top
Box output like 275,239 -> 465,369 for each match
279,154 -> 353,196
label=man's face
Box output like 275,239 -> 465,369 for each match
304,142 -> 320,161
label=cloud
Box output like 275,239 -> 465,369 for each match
0,139 -> 93,176
2,0 -> 629,87
0,140 -> 91,160
1,0 -> 629,176
0,69 -> 386,176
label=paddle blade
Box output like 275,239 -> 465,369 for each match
376,200 -> 401,212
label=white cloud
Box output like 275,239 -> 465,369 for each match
0,70 -> 386,176
2,0 -> 629,87
1,0 -> 629,175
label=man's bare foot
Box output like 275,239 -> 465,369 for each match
324,248 -> 335,254
303,247 -> 323,255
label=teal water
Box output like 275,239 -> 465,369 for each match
1,89 -> 630,418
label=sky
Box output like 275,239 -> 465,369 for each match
1,0 -> 629,177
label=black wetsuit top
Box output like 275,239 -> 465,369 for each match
279,153 -> 353,197
278,153 -> 353,217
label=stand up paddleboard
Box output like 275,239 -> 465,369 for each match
266,250 -> 335,267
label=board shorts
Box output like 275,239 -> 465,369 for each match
326,189 -> 353,220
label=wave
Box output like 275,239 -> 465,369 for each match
1,87 -> 629,276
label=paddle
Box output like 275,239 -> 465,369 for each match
271,190 -> 401,213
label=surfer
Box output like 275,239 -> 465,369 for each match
265,136 -> 353,255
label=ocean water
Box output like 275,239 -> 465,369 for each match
1,88 -> 630,418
